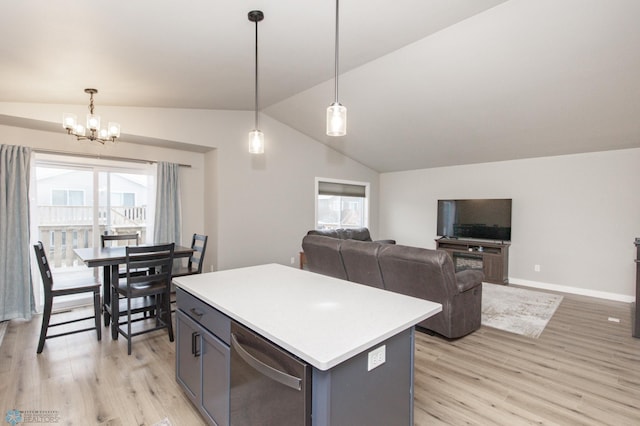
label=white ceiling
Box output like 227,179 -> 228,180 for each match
1,0 -> 639,172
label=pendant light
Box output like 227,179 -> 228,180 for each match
327,0 -> 346,137
248,10 -> 265,154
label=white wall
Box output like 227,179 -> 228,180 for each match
207,114 -> 379,271
379,148 -> 640,301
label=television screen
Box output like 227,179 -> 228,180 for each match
437,199 -> 512,241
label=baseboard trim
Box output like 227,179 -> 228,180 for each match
508,278 -> 635,303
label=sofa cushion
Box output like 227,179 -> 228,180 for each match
340,239 -> 385,289
301,235 -> 348,280
378,244 -> 457,301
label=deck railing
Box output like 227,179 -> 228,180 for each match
36,205 -> 148,268
37,225 -> 148,269
38,205 -> 147,227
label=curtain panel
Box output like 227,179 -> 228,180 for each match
154,162 -> 182,246
0,144 -> 34,321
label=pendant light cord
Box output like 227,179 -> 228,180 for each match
254,17 -> 259,129
334,0 -> 340,104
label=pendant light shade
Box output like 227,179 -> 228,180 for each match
248,10 -> 265,154
248,129 -> 264,154
327,0 -> 346,137
326,102 -> 346,136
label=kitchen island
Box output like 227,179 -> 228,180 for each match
173,263 -> 442,426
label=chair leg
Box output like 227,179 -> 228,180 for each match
165,291 -> 174,342
37,297 -> 53,354
127,297 -> 132,355
93,291 -> 102,341
111,286 -> 119,340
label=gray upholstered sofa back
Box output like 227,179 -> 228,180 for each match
307,227 -> 373,241
301,234 -> 483,338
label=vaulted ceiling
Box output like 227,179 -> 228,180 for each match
1,0 -> 638,172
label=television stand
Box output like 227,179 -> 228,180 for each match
436,238 -> 510,284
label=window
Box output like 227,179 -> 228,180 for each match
315,178 -> 369,230
110,192 -> 136,207
51,189 -> 84,206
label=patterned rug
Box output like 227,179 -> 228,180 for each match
481,283 -> 563,338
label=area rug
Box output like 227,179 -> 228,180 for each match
481,283 -> 563,338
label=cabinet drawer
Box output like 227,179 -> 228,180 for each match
177,287 -> 231,345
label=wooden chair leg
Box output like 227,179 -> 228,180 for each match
127,297 -> 132,355
93,292 -> 102,341
37,298 -> 53,354
111,286 -> 119,340
165,291 -> 174,342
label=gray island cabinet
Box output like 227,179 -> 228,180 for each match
174,264 -> 441,426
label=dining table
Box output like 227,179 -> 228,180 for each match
74,244 -> 195,336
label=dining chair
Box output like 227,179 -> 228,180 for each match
170,234 -> 208,312
33,241 -> 101,354
100,232 -> 140,248
172,233 -> 208,277
111,243 -> 175,355
101,231 -> 148,278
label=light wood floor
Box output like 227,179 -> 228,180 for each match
1,290 -> 639,425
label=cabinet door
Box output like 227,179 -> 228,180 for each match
176,310 -> 202,404
202,331 -> 230,426
483,254 -> 504,284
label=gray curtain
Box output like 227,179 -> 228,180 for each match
0,144 -> 34,321
154,162 -> 182,245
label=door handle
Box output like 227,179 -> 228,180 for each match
189,307 -> 204,319
191,332 -> 201,357
231,333 -> 302,391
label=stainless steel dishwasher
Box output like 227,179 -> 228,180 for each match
230,321 -> 311,426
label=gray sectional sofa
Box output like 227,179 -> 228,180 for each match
302,233 -> 484,338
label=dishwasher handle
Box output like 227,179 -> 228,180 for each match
231,333 -> 302,391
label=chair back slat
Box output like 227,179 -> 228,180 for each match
101,233 -> 140,248
187,234 -> 208,273
125,243 -> 175,292
33,241 -> 54,295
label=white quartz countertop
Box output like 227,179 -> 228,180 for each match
173,263 -> 442,371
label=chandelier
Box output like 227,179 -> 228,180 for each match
63,88 -> 121,144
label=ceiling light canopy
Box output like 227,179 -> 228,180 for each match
327,0 -> 346,137
248,10 -> 265,154
63,88 -> 120,144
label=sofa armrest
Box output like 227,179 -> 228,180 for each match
374,239 -> 396,244
455,269 -> 484,293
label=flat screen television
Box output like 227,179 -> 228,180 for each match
437,198 -> 512,241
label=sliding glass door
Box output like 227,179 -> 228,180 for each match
30,154 -> 155,309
